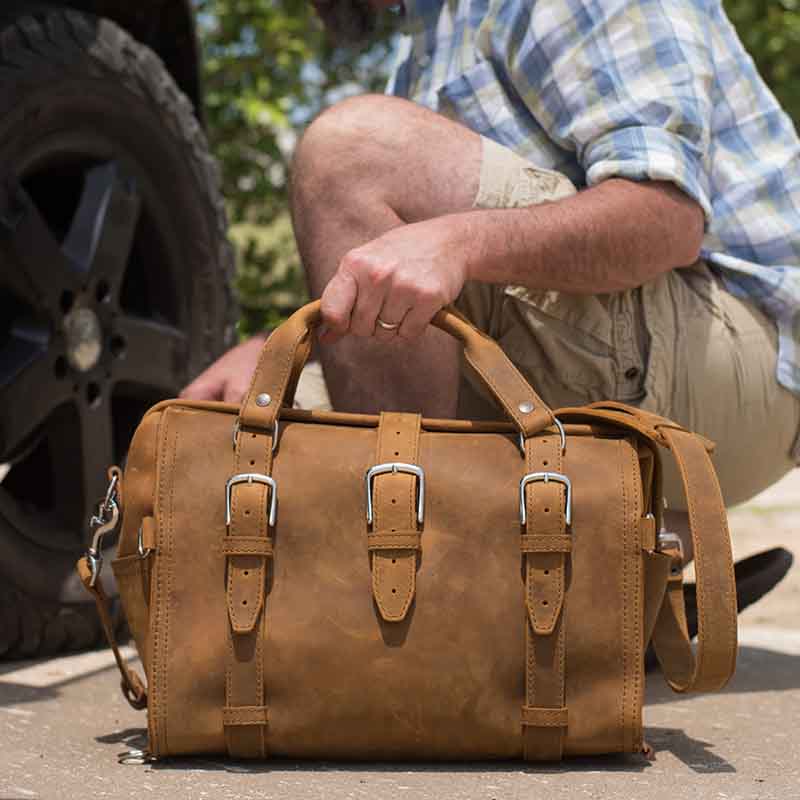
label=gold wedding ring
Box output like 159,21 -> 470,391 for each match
376,317 -> 401,331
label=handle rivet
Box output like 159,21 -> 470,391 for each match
518,401 -> 534,414
256,393 -> 272,407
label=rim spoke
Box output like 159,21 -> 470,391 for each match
0,179 -> 80,309
62,162 -> 141,296
112,314 -> 189,393
0,337 -> 71,458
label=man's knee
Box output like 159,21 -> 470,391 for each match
291,94 -> 419,205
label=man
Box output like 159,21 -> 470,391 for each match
183,0 -> 799,580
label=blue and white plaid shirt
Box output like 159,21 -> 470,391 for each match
387,0 -> 800,396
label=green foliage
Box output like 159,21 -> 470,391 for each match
195,0 -> 393,334
724,0 -> 800,123
196,1 -> 800,335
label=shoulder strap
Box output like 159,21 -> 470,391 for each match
556,404 -> 738,692
651,428 -> 738,692
76,556 -> 148,709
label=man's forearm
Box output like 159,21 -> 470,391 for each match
461,178 -> 705,293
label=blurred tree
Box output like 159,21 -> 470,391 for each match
195,0 -> 393,333
196,1 -> 800,334
724,0 -> 800,122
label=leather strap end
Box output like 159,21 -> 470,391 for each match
525,554 -> 566,636
226,557 -> 266,634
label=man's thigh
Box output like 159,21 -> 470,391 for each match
456,139 -> 800,509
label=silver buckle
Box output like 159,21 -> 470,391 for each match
225,473 -> 278,528
517,416 -> 567,457
365,462 -> 425,526
657,530 -> 684,575
231,418 -> 280,452
519,471 -> 572,527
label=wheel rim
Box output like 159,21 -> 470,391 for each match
0,147 -> 192,549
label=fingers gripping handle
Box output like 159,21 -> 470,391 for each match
238,300 -> 556,437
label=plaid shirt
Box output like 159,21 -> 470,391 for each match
387,0 -> 800,396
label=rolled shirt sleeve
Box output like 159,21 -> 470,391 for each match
511,0 -> 716,223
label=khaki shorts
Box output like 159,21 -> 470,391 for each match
456,137 -> 800,510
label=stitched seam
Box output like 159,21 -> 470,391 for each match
243,320 -> 309,429
162,420 -> 178,755
259,433 -> 272,758
619,439 -> 629,751
555,436 -> 566,756
670,430 -> 704,686
150,412 -> 169,755
627,438 -> 644,752
464,346 -> 551,433
523,438 -> 535,758
372,415 -> 387,617
225,413 -> 241,752
670,431 -> 735,688
399,415 -> 421,617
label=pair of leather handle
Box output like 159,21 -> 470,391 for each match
237,300 -> 557,438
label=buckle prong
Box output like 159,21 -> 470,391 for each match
225,473 -> 278,528
519,471 -> 572,527
365,462 -> 425,526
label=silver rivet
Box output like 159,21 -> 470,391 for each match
255,393 -> 271,407
518,401 -> 534,414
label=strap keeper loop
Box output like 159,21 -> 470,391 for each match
521,705 -> 568,728
520,534 -> 572,554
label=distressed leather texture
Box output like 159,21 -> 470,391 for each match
79,301 -> 738,761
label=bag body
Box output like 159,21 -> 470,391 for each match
80,301 -> 738,762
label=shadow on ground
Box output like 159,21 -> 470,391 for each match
646,645 -> 800,704
92,732 -> 735,777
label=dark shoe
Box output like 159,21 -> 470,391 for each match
646,547 -> 794,671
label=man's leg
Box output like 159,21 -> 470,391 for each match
290,94 -> 482,417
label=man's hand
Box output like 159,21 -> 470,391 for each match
180,333 -> 268,403
320,216 -> 473,344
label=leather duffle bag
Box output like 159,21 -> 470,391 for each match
78,300 -> 737,763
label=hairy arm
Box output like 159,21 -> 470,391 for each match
319,176 -> 704,342
462,177 -> 705,292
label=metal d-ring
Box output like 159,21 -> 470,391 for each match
517,416 -> 567,456
231,418 -> 280,453
137,525 -> 153,559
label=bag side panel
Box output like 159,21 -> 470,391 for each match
112,409 -> 162,678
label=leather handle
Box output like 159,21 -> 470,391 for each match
237,300 -> 556,437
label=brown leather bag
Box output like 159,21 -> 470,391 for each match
78,300 -> 737,762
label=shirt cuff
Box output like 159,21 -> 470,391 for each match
583,126 -> 713,227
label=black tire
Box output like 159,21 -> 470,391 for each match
0,8 -> 236,658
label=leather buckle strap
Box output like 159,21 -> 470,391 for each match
224,425 -> 275,759
367,412 -> 423,623
521,432 -> 570,761
651,428 -> 738,693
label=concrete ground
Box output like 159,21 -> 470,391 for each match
1,468 -> 797,800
